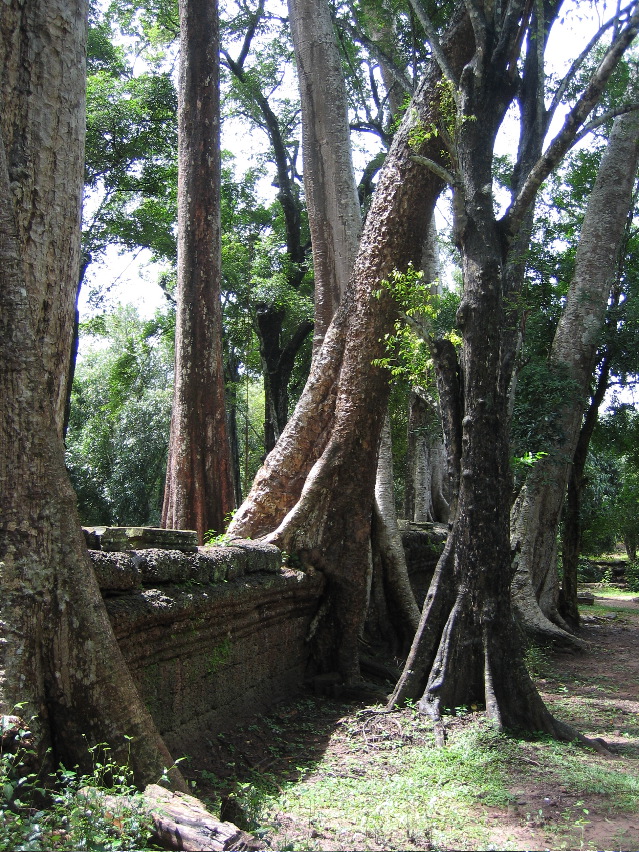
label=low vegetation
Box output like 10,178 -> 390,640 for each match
3,591 -> 638,851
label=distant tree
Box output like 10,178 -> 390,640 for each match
66,306 -> 174,526
162,0 -> 235,540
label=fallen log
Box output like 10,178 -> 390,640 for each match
82,783 -> 264,851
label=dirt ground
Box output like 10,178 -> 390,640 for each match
487,593 -> 639,851
199,591 -> 639,851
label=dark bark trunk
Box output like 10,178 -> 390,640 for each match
162,0 -> 235,540
257,307 -> 314,453
225,350 -> 244,506
223,30 -> 312,457
390,1 -> 637,742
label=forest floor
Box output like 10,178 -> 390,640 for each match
199,586 -> 639,852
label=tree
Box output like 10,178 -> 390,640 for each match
221,2 -> 315,454
232,0 -> 638,739
0,0 -> 183,787
229,7 -> 475,680
66,306 -> 174,526
511,76 -> 639,638
162,0 -> 235,540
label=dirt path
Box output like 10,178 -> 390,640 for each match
485,593 -> 639,851
200,592 -> 639,851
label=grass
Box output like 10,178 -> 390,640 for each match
199,597 -> 639,851
586,584 -> 639,602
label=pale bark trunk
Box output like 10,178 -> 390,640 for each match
374,416 -> 421,641
163,0 -> 234,540
405,217 -> 450,524
288,0 -> 362,348
511,92 -> 639,634
0,0 -> 184,789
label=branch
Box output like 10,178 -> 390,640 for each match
501,2 -> 639,239
399,309 -> 431,341
464,0 -> 488,57
547,1 -> 637,124
410,154 -> 457,187
409,0 -> 460,90
341,18 -> 414,97
237,0 -> 265,69
571,102 -> 639,146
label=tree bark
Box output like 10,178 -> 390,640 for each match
510,92 -> 639,634
405,218 -> 450,524
390,0 -> 638,741
560,355 -> 612,628
0,0 -> 85,436
162,0 -> 235,540
229,10 -> 474,681
0,0 -> 184,789
288,0 -> 363,348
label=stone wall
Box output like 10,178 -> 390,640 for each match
89,538 -> 324,766
89,524 -> 444,765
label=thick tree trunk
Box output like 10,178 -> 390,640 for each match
0,0 -> 184,789
163,0 -> 234,540
389,66 -> 571,738
0,0 -> 85,436
289,0 -> 421,654
391,1 -> 638,742
229,11 -> 473,681
510,96 -> 639,634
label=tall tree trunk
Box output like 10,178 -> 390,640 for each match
288,0 -> 362,349
0,0 -> 84,436
390,0 -> 639,741
289,0 -> 420,649
0,0 -> 184,789
229,9 -> 474,681
162,0 -> 234,540
510,93 -> 639,635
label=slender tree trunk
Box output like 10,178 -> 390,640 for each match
510,95 -> 639,634
405,218 -> 450,524
0,0 -> 184,789
223,30 -> 312,456
162,0 -> 234,540
560,356 -> 611,628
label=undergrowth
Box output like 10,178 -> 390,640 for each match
0,715 -> 155,851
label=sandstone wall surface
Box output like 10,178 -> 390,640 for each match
88,526 -> 443,765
